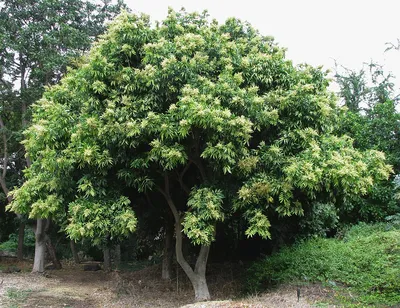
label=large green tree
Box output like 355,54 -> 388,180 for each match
9,10 -> 391,300
0,0 -> 128,271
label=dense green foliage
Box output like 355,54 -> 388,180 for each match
0,0 -> 128,246
0,4 -> 397,303
335,63 -> 400,222
0,0 -> 128,88
8,9 -> 391,248
247,223 -> 400,306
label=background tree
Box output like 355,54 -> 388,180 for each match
335,62 -> 399,222
0,59 -> 22,251
9,10 -> 391,301
0,0 -> 128,271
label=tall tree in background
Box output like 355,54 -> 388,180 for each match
9,10 -> 391,301
0,0 -> 128,272
0,56 -> 22,252
336,62 -> 400,222
335,61 -> 397,111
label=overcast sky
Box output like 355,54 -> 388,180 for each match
124,0 -> 399,89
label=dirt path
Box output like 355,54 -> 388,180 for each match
0,270 -> 115,307
0,262 -> 334,307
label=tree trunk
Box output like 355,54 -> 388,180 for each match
193,245 -> 211,301
17,222 -> 25,261
166,195 -> 211,301
174,221 -> 211,301
162,220 -> 174,280
103,247 -> 111,272
45,235 -> 62,269
192,274 -> 210,302
114,244 -> 121,270
32,219 -> 46,273
70,240 -> 80,264
158,175 -> 211,301
44,219 -> 62,269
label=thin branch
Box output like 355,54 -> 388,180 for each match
191,129 -> 208,182
189,157 -> 207,182
156,174 -> 180,223
164,173 -> 170,194
155,184 -> 168,199
180,161 -> 192,181
177,161 -> 192,195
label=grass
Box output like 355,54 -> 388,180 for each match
7,287 -> 32,300
6,287 -> 32,307
247,222 -> 400,307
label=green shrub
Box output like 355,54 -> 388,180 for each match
299,202 -> 339,238
247,223 -> 400,306
0,228 -> 35,256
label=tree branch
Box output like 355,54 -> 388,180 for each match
189,157 -> 207,182
0,115 -> 12,203
0,115 -> 8,180
177,161 -> 192,195
155,174 -> 180,223
191,129 -> 208,182
156,174 -> 198,281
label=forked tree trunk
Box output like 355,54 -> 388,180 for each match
103,247 -> 112,271
70,240 -> 80,264
174,222 -> 211,301
159,173 -> 211,301
163,192 -> 211,301
176,237 -> 211,302
32,219 -> 46,273
162,220 -> 174,280
17,222 -> 25,261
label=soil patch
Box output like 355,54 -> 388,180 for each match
0,260 -> 335,307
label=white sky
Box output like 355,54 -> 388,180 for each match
125,0 -> 399,90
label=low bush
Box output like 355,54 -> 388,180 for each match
247,223 -> 400,306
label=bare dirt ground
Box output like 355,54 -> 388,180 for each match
0,259 -> 336,308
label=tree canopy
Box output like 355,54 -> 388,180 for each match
0,0 -> 128,86
335,63 -> 399,222
8,9 -> 392,300
0,0 -> 129,270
